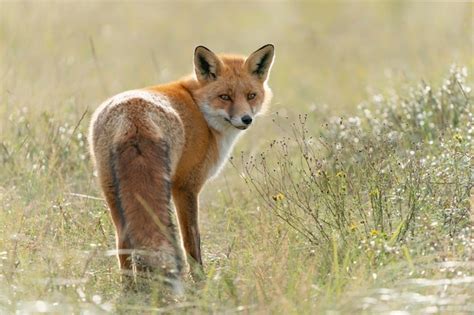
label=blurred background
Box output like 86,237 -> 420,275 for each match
2,1 -> 471,116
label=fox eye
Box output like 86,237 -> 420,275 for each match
247,93 -> 257,100
219,94 -> 231,101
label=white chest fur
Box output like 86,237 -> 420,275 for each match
207,128 -> 242,180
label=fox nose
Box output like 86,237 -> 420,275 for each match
241,115 -> 253,125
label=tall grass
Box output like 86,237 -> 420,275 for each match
239,67 -> 473,312
243,66 -> 472,244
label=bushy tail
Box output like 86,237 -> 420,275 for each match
110,128 -> 183,289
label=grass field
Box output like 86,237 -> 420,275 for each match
1,2 -> 473,314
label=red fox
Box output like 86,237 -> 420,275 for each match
88,45 -> 275,286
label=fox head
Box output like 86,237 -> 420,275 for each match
193,44 -> 275,132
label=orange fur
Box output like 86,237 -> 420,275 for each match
88,45 -> 275,284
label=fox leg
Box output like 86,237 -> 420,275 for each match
172,188 -> 202,268
116,234 -> 132,270
99,187 -> 135,288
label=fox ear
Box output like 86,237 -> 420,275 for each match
245,44 -> 275,82
194,46 -> 222,83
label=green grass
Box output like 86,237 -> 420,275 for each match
0,2 -> 473,314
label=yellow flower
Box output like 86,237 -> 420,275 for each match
336,171 -> 346,178
370,229 -> 380,236
272,193 -> 285,202
349,222 -> 359,231
369,188 -> 380,198
453,133 -> 463,143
